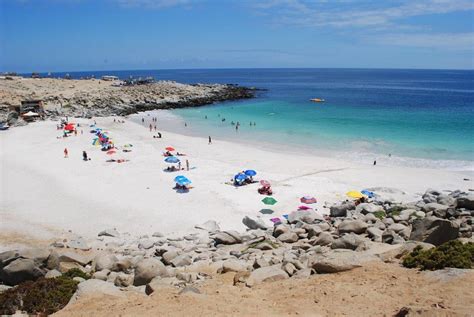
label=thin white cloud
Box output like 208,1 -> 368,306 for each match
250,0 -> 474,28
373,32 -> 474,50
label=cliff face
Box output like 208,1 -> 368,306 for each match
0,78 -> 256,120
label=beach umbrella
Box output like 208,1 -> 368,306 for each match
165,146 -> 175,151
234,173 -> 247,182
300,196 -> 317,204
298,205 -> 312,210
106,150 -> 116,155
165,156 -> 180,163
260,180 -> 271,187
259,208 -> 274,215
270,217 -> 282,224
64,123 -> 75,131
361,190 -> 375,198
262,197 -> 277,205
244,169 -> 257,177
174,175 -> 191,185
346,191 -> 365,199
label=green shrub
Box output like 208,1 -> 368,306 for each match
373,211 -> 386,220
62,268 -> 90,280
0,276 -> 78,315
403,240 -> 474,271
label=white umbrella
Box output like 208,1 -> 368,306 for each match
23,111 -> 39,117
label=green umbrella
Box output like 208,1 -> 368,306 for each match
262,197 -> 277,205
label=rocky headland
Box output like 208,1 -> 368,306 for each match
0,77 -> 256,123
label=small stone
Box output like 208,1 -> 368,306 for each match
98,228 -> 120,237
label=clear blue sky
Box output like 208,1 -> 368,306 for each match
1,0 -> 473,72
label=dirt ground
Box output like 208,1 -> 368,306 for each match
55,261 -> 474,317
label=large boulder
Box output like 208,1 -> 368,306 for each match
338,220 -> 368,234
310,232 -> 334,246
287,210 -> 323,224
170,254 -> 192,267
331,233 -> 367,250
456,194 -> 474,210
221,259 -> 247,273
367,227 -> 383,242
277,232 -> 299,243
245,265 -> 289,287
68,279 -> 124,305
195,220 -> 220,232
330,202 -> 355,217
436,194 -> 455,206
93,254 -> 118,272
133,258 -> 169,286
1,258 -> 45,285
409,217 -> 459,246
242,216 -> 268,230
310,251 -> 362,273
213,231 -> 242,245
58,251 -> 92,266
422,203 -> 449,213
355,203 -> 384,215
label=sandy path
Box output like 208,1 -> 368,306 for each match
1,116 -> 472,250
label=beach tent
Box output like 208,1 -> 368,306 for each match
346,191 -> 365,199
234,173 -> 247,183
165,146 -> 175,151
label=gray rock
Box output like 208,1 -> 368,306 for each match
45,269 -> 62,279
283,262 -> 297,276
113,258 -> 132,272
331,233 -> 367,250
338,220 -> 368,234
66,236 -> 90,250
69,279 -> 124,304
93,254 -> 118,272
92,269 -> 110,281
382,229 -> 405,245
273,224 -> 289,237
73,276 -> 86,283
422,203 -> 449,213
410,216 -> 459,246
330,202 -> 355,217
277,232 -> 299,243
288,210 -> 323,224
242,216 -> 268,230
98,228 -> 120,237
367,227 -> 383,242
253,257 -> 271,269
293,268 -> 312,279
221,259 -> 247,273
214,231 -> 242,245
145,277 -> 181,295
17,248 -> 50,265
170,254 -> 192,267
456,193 -> 474,210
162,249 -> 181,265
133,258 -> 169,286
58,251 -> 91,266
138,239 -> 155,250
152,232 -> 164,238
310,232 -> 334,246
355,203 -> 384,215
311,251 -> 362,273
195,220 -> 220,232
1,258 -> 44,285
246,265 -> 289,287
179,286 -> 201,295
114,272 -> 134,287
437,194 -> 455,206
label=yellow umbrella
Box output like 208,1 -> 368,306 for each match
346,191 -> 365,199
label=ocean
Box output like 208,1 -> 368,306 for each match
46,68 -> 474,170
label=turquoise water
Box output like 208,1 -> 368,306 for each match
50,68 -> 474,170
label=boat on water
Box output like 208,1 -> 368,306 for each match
310,98 -> 325,102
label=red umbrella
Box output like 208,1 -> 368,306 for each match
260,180 -> 271,187
106,150 -> 116,155
165,147 -> 175,151
64,123 -> 75,131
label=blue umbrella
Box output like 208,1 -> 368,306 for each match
174,175 -> 191,185
165,156 -> 180,163
361,190 -> 375,198
234,173 -> 247,182
244,170 -> 257,177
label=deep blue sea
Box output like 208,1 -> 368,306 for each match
44,68 -> 474,170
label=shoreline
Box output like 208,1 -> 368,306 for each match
1,115 -> 473,250
132,109 -> 474,173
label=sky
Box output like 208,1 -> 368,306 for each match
0,0 -> 473,72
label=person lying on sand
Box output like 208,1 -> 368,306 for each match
176,152 -> 186,156
165,166 -> 178,172
163,151 -> 172,156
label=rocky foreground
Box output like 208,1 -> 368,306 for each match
0,77 -> 256,122
0,189 -> 473,314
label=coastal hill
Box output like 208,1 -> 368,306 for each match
0,77 -> 255,121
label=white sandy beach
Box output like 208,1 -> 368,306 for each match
1,115 -> 473,250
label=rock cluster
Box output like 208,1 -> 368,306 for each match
0,189 -> 472,298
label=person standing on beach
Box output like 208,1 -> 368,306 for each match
236,125 -> 239,132
83,151 -> 88,161
74,129 -> 77,136
186,159 -> 189,171
64,148 -> 68,158
154,125 -> 157,131
149,124 -> 152,132
142,118 -> 145,123
185,122 -> 187,127
208,136 -> 212,144
373,160 -> 377,166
